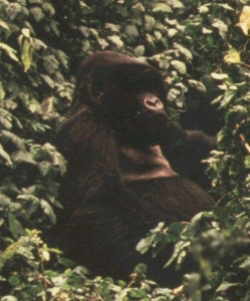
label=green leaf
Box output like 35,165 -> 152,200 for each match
132,3 -> 145,13
8,213 -> 24,238
134,45 -> 145,56
212,18 -> 228,39
38,161 -> 51,176
0,193 -> 11,207
188,80 -> 207,92
210,72 -> 229,80
144,15 -> 156,31
244,156 -> 250,169
30,6 -> 45,22
167,88 -> 181,103
168,0 -> 184,9
12,151 -> 36,165
164,241 -> 190,268
0,19 -> 10,31
167,28 -> 178,38
0,144 -> 12,166
174,42 -> 193,61
0,109 -> 13,129
107,35 -> 124,48
28,0 -> 42,4
0,43 -> 19,63
1,296 -> 18,301
40,199 -> 56,224
198,4 -> 210,14
152,3 -> 172,13
237,6 -> 250,35
105,23 -> 120,32
171,60 -> 187,74
43,55 -> 60,74
0,81 -> 6,101
40,74 -> 55,88
0,131 -> 26,151
224,48 -> 241,64
20,39 -> 33,72
136,235 -> 155,254
216,281 -> 240,292
216,4 -> 234,11
125,24 -> 139,38
128,288 -> 147,299
42,2 -> 55,16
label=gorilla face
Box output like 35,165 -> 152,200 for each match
97,65 -> 169,146
119,91 -> 169,146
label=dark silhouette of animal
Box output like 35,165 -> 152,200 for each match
55,51 -> 214,285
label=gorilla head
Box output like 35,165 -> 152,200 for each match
72,51 -> 170,146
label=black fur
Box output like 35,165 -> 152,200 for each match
55,51 -> 214,285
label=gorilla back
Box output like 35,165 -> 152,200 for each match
55,51 -> 212,285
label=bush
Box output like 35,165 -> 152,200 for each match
0,0 -> 249,300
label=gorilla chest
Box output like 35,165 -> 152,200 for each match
118,144 -> 177,183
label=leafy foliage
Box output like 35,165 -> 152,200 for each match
0,0 -> 249,300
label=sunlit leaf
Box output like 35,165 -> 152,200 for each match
0,43 -> 19,63
136,235 -> 155,254
40,96 -> 56,117
167,88 -> 182,103
152,3 -> 172,13
168,28 -> 178,38
144,15 -> 156,31
212,18 -> 228,39
171,60 -> 187,74
237,6 -> 250,35
132,3 -> 145,13
211,72 -> 229,80
20,39 -> 33,72
168,0 -> 184,9
1,296 -> 18,301
134,45 -> 145,56
198,4 -> 210,14
224,48 -> 241,64
216,4 -> 234,11
164,241 -> 190,268
107,35 -> 124,48
0,82 -> 6,101
105,23 -> 120,32
40,74 -> 55,88
12,151 -> 36,165
0,19 -> 10,31
125,24 -> 139,38
188,79 -> 207,92
0,130 -> 26,151
174,42 -> 193,61
40,199 -> 56,224
0,193 -> 11,207
244,156 -> 250,169
216,281 -> 240,292
39,247 -> 50,262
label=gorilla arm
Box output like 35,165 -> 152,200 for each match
162,122 -> 216,189
56,105 -> 121,212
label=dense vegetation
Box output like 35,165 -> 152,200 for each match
0,0 -> 249,300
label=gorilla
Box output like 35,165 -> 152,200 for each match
55,51 -> 214,286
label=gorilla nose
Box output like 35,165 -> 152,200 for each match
144,96 -> 164,110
